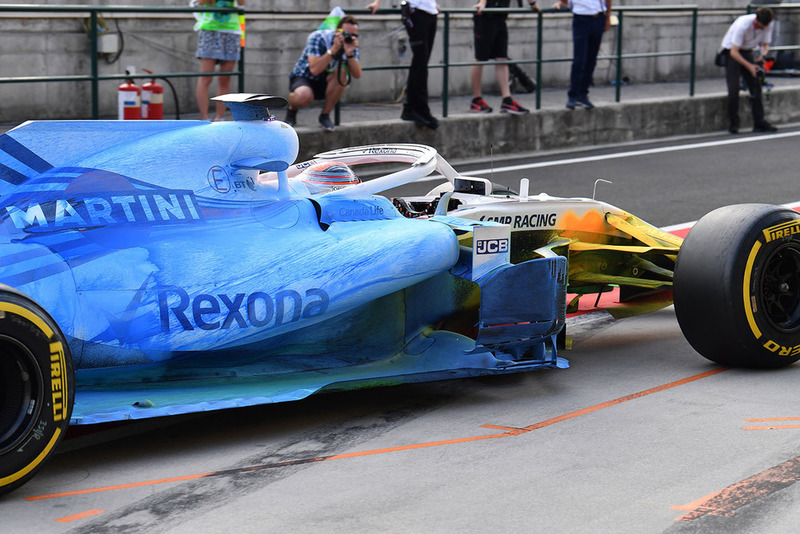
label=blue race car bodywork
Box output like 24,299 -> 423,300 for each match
0,95 -> 566,493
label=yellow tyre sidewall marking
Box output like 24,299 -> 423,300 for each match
0,429 -> 62,486
743,240 -> 763,339
0,301 -> 67,487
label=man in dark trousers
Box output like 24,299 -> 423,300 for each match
720,7 -> 776,134
554,0 -> 612,110
368,0 -> 440,129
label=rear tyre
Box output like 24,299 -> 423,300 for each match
674,204 -> 800,368
0,286 -> 74,495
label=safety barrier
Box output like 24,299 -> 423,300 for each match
1,4 -> 798,121
0,4 -> 244,119
351,5 -> 698,116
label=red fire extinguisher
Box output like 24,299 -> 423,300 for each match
141,69 -> 164,120
118,78 -> 141,120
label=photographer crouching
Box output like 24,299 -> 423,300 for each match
285,15 -> 362,131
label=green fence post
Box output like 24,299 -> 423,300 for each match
442,11 -> 449,118
536,11 -> 542,110
690,8 -> 697,96
90,9 -> 99,119
238,8 -> 245,93
239,47 -> 245,93
615,10 -> 623,103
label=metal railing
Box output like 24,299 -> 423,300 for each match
432,5 -> 699,115
0,4 -> 244,119
4,4 -> 799,121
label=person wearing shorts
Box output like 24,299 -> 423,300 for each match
194,0 -> 244,121
470,0 -> 531,115
285,15 -> 362,132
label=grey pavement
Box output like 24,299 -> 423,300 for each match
291,75 -> 800,129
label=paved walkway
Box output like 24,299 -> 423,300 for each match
288,75 -> 800,130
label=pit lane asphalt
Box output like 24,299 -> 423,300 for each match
4,129 -> 800,533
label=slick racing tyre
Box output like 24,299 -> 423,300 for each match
674,204 -> 800,368
0,286 -> 74,495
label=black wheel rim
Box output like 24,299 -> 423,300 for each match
760,244 -> 800,334
0,335 -> 43,455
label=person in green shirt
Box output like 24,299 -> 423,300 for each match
194,0 -> 244,121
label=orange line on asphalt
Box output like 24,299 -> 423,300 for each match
745,417 -> 800,422
326,430 -> 519,461
480,424 -> 526,431
54,509 -> 104,523
522,367 -> 728,431
26,472 -> 212,501
743,425 -> 800,430
672,456 -> 800,521
25,367 -> 728,501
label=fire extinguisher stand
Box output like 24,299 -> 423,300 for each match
118,74 -> 140,120
141,69 -> 164,120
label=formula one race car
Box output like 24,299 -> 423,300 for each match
0,94 -> 678,494
273,144 -> 683,318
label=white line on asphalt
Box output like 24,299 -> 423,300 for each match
465,130 -> 800,176
660,200 -> 800,234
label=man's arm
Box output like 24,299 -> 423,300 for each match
307,52 -> 332,77
604,0 -> 612,31
367,0 -> 381,14
730,44 -> 758,78
344,35 -> 362,79
307,33 -> 342,77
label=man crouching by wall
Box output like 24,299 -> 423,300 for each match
284,15 -> 362,132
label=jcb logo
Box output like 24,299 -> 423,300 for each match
476,238 -> 509,255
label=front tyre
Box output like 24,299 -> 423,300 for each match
0,286 -> 74,495
674,204 -> 800,368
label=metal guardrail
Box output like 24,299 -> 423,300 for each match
0,4 -> 245,119
335,5 -> 699,118
350,3 -> 800,116
2,4 -> 799,121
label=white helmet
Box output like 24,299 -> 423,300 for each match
298,161 -> 360,194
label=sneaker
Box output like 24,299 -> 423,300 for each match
285,108 -> 297,126
753,121 -> 777,133
500,98 -> 529,115
566,99 -> 579,110
319,113 -> 335,131
470,97 -> 493,113
729,125 -> 739,134
578,97 -> 594,110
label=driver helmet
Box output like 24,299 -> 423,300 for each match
299,161 -> 360,194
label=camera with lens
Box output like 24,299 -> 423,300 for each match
755,66 -> 766,85
342,31 -> 356,44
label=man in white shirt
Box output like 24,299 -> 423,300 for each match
554,0 -> 612,110
720,7 -> 776,133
